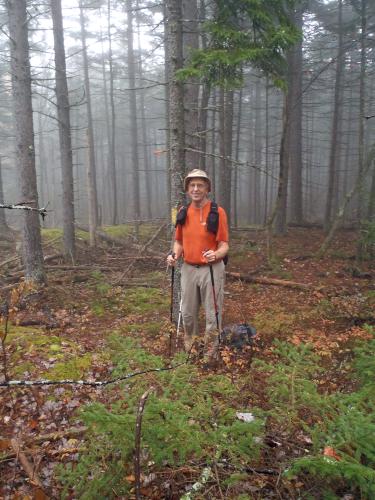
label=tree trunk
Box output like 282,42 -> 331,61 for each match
0,158 -> 9,230
264,78 -> 269,225
273,93 -> 289,235
317,144 -> 375,258
51,0 -> 76,262
166,0 -> 185,322
289,5 -> 303,224
254,79 -> 262,225
182,0 -> 200,170
136,2 -> 152,219
7,0 -> 45,283
197,0 -> 210,172
356,0 -> 367,261
79,0 -> 98,246
126,0 -> 141,237
324,0 -> 344,233
233,88 -> 243,228
107,0 -> 118,225
218,89 -> 233,225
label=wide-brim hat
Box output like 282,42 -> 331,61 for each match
184,169 -> 211,192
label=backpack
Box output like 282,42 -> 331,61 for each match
220,323 -> 257,350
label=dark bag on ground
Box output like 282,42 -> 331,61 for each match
219,323 -> 256,350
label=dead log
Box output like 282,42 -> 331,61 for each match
76,224 -> 126,246
226,271 -> 309,290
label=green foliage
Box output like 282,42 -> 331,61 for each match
254,340 -> 325,424
43,353 -> 92,380
179,0 -> 301,88
57,335 -> 264,497
287,335 -> 375,498
123,287 -> 168,315
288,457 -> 375,498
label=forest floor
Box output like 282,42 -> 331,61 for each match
0,224 -> 374,499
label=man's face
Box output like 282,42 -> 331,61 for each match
187,178 -> 209,203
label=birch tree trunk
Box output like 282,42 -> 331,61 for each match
7,0 -> 45,283
51,0 -> 75,262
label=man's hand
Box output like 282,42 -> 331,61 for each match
202,249 -> 217,263
166,251 -> 177,267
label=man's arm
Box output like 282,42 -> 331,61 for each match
166,240 -> 183,266
202,241 -> 229,263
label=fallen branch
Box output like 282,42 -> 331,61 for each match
0,203 -> 47,219
0,356 -> 189,388
114,222 -> 167,282
10,438 -> 45,490
134,387 -> 153,500
226,272 -> 309,290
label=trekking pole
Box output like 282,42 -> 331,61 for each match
170,265 -> 175,322
176,297 -> 182,350
209,265 -> 220,331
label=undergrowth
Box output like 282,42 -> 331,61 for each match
57,330 -> 375,499
57,335 -> 264,498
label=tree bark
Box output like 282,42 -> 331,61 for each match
165,0 -> 185,322
289,5 -> 304,224
218,89 -> 233,225
51,0 -> 76,262
7,0 -> 45,284
0,158 -> 9,231
79,0 -> 98,246
324,0 -> 344,233
136,1 -> 152,219
126,0 -> 141,237
356,0 -> 367,261
107,0 -> 118,225
273,93 -> 289,235
183,0 -> 200,171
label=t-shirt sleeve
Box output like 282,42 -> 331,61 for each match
216,207 -> 229,242
175,224 -> 183,241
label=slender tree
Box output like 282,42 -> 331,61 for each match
165,0 -> 185,321
51,0 -> 76,262
7,0 -> 45,283
107,0 -> 118,225
324,0 -> 344,232
126,0 -> 141,235
79,0 -> 99,245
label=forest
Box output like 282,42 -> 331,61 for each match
0,0 -> 374,498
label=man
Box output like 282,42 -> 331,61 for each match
167,169 -> 229,363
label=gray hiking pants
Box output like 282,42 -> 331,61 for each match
181,261 -> 225,356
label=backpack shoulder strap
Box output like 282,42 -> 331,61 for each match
175,201 -> 191,227
206,200 -> 219,234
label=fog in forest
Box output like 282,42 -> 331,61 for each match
0,0 -> 374,239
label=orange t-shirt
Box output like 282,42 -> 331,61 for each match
175,203 -> 229,265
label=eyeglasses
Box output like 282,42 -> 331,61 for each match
188,182 -> 207,190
